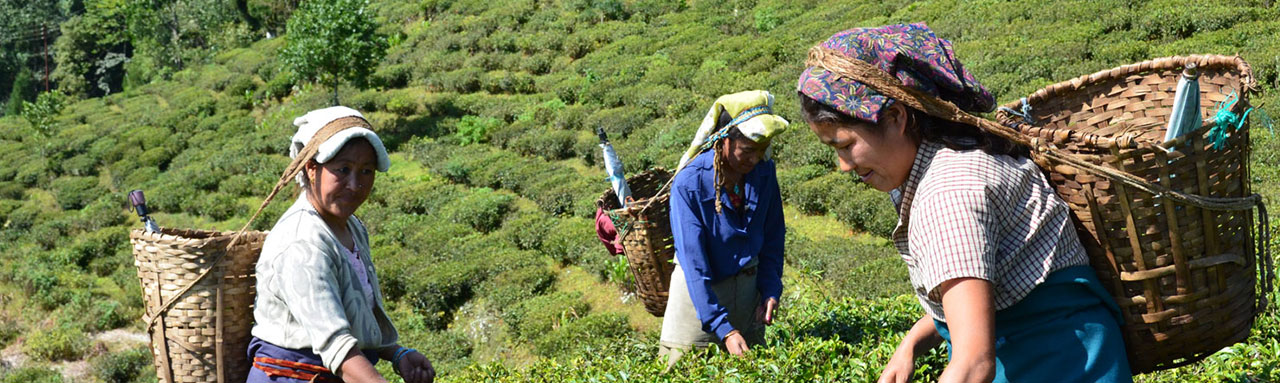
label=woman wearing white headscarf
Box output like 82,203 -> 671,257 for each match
248,106 -> 434,383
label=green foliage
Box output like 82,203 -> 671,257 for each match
455,115 -> 501,145
49,0 -> 130,98
49,176 -> 104,210
479,264 -> 557,310
0,365 -> 63,383
90,346 -> 152,383
531,312 -> 632,358
22,91 -> 66,138
281,0 -> 389,105
444,187 -> 514,232
502,291 -> 592,342
5,66 -> 36,117
21,322 -> 91,361
0,319 -> 18,349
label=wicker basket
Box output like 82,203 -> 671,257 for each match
597,168 -> 677,317
131,228 -> 267,383
995,55 -> 1273,373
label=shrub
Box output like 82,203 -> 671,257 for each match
444,187 -> 514,232
498,212 -> 554,251
510,129 -> 578,160
531,312 -> 632,357
455,115 -> 502,145
22,323 -> 91,361
479,264 -> 557,311
502,291 -> 591,342
50,176 -> 105,210
0,319 -> 18,350
830,183 -> 897,238
91,346 -> 153,383
404,259 -> 488,330
0,366 -> 63,383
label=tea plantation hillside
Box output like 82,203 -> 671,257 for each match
1,0 -> 1279,382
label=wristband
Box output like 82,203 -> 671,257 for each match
392,347 -> 416,373
722,329 -> 741,342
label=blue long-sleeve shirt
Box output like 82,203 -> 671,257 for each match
669,150 -> 785,339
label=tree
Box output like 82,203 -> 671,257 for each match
5,66 -> 36,116
50,0 -> 130,98
280,0 -> 387,106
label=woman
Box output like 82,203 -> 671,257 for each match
796,24 -> 1131,382
659,90 -> 789,369
249,106 -> 435,383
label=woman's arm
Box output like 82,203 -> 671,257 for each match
337,347 -> 387,383
936,277 -> 996,383
880,315 -> 944,383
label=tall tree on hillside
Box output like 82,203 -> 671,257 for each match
50,0 -> 130,98
280,0 -> 386,106
0,0 -> 71,106
5,67 -> 36,116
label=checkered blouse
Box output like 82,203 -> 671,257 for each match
891,140 -> 1089,321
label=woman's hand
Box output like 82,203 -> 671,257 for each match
879,345 -> 916,383
879,315 -> 943,383
724,330 -> 750,357
396,350 -> 436,383
756,297 -> 780,325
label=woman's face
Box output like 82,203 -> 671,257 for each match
807,105 -> 919,192
720,134 -> 768,175
305,139 -> 378,223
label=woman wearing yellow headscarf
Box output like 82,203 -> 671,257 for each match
659,90 -> 790,369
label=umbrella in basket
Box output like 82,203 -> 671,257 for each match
598,127 -> 632,207
1162,63 -> 1201,146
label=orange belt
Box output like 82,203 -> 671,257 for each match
253,357 -> 340,383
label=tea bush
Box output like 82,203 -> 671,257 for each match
0,366 -> 63,383
502,291 -> 591,342
531,312 -> 632,358
90,346 -> 152,383
21,322 -> 91,361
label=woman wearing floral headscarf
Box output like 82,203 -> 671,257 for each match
796,24 -> 1131,382
659,90 -> 789,369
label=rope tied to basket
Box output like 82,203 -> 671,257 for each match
806,46 -> 1272,313
143,116 -> 373,331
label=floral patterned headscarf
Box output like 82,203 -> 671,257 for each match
796,23 -> 996,123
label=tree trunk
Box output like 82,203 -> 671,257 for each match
169,2 -> 184,70
332,83 -> 339,106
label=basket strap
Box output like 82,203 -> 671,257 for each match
145,117 -> 369,331
1256,202 -> 1274,313
805,46 -> 1263,213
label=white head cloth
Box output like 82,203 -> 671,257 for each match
291,106 -> 391,186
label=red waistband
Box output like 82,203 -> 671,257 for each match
253,357 -> 339,383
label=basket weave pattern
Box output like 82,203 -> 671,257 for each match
996,55 -> 1265,373
131,228 -> 266,383
597,168 -> 676,317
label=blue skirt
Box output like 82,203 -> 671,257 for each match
246,337 -> 381,382
934,266 -> 1133,383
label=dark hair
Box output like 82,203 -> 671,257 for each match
798,92 -> 1028,158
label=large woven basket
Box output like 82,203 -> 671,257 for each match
597,168 -> 676,317
131,228 -> 267,383
995,55 -> 1273,373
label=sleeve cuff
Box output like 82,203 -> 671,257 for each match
319,333 -> 360,375
711,321 -> 736,340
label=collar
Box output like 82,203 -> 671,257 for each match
891,139 -> 944,239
